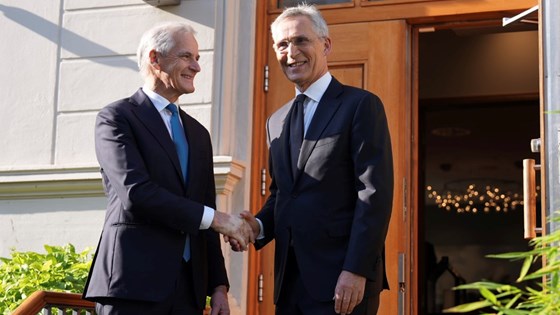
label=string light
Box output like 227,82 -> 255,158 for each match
426,183 -> 534,214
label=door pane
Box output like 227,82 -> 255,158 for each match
278,0 -> 350,8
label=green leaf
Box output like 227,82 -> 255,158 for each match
480,287 -> 498,304
517,255 -> 533,281
504,293 -> 522,308
444,300 -> 492,312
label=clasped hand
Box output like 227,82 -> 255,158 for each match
223,211 -> 260,252
211,211 -> 256,250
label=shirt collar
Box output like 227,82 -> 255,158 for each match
142,87 -> 173,112
295,72 -> 332,103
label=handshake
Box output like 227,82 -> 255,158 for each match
211,211 -> 260,251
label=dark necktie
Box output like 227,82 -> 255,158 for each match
166,104 -> 191,261
289,94 -> 307,178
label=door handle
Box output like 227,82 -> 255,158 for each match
523,158 -> 541,239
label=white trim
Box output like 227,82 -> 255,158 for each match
213,156 -> 245,194
0,156 -> 244,200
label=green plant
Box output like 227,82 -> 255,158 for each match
0,244 -> 93,314
444,215 -> 560,314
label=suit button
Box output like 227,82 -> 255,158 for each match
291,193 -> 298,199
180,230 -> 185,234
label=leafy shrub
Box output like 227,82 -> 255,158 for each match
444,215 -> 560,314
0,244 -> 93,314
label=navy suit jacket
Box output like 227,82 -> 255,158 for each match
83,89 -> 228,309
255,77 -> 394,303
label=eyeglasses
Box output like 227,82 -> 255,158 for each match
273,35 -> 323,52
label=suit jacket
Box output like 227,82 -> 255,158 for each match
83,89 -> 228,309
255,77 -> 394,303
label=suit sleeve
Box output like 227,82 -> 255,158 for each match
95,104 -> 204,235
343,93 -> 394,278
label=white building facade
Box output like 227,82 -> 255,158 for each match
0,0 -> 256,313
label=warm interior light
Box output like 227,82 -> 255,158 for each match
426,181 -> 534,214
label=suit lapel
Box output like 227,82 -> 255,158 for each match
130,90 -> 184,186
295,78 -> 344,182
266,102 -> 297,183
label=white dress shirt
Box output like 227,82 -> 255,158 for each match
297,71 -> 332,135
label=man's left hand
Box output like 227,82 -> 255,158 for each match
333,270 -> 366,315
210,285 -> 230,315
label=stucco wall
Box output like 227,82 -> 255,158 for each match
0,0 -> 218,258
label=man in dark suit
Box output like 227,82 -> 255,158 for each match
83,22 -> 254,315
229,4 -> 393,315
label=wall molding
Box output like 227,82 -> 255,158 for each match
213,156 -> 245,195
0,156 -> 244,200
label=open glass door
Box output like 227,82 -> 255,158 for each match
415,17 -> 540,313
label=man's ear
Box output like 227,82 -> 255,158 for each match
149,50 -> 159,68
323,37 -> 332,55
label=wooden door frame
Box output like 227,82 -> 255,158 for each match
247,0 -> 268,314
248,2 -> 538,315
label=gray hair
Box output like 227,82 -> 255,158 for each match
271,3 -> 329,38
136,22 -> 196,78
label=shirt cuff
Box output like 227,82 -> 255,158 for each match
200,206 -> 214,230
255,218 -> 265,240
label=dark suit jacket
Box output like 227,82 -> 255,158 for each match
83,89 -> 228,309
255,77 -> 394,303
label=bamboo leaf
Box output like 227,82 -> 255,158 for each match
444,300 -> 493,313
504,293 -> 522,308
480,287 -> 498,304
517,255 -> 533,281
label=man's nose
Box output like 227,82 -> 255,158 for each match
191,60 -> 201,72
287,42 -> 300,57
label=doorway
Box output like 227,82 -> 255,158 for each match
417,24 -> 540,313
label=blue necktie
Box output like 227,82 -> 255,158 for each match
166,104 -> 191,262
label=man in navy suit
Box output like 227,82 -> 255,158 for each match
229,4 -> 394,315
83,22 -> 254,315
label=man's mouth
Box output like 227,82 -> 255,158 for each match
288,61 -> 306,68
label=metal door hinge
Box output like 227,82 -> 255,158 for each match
258,273 -> 264,302
402,179 -> 407,219
398,252 -> 406,315
261,169 -> 267,196
264,65 -> 269,92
